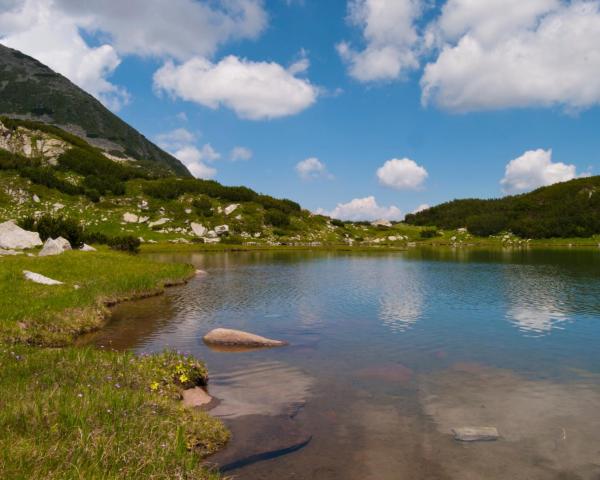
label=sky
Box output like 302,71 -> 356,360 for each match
1,0 -> 600,220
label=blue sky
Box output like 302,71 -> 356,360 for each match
2,0 -> 600,220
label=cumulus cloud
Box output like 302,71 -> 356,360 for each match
0,0 -> 128,109
230,146 -> 253,161
422,1 -> 600,112
295,157 -> 332,180
154,55 -> 318,120
337,0 -> 423,82
156,128 -> 219,179
0,0 -> 267,110
412,203 -> 430,214
500,149 -> 581,194
376,158 -> 428,190
318,196 -> 403,221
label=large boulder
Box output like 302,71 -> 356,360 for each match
203,328 -> 287,348
122,212 -> 138,223
224,204 -> 239,215
190,222 -> 207,237
0,221 -> 42,250
38,237 -> 71,257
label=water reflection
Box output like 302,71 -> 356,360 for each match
378,265 -> 424,333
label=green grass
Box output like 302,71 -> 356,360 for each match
0,251 -> 228,479
0,346 -> 228,479
0,249 -> 194,346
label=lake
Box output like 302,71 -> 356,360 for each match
88,248 -> 600,479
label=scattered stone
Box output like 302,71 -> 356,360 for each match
38,237 -> 71,257
452,427 -> 499,442
23,270 -> 63,285
203,328 -> 287,348
32,194 -> 40,203
53,202 -> 64,211
137,216 -> 149,223
215,225 -> 229,235
190,222 -> 207,237
224,204 -> 239,215
148,218 -> 170,228
182,387 -> 213,408
0,221 -> 43,250
203,237 -> 221,244
185,208 -> 192,214
122,212 -> 138,223
206,230 -> 218,238
80,244 -> 96,252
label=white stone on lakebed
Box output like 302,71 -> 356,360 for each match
203,328 -> 287,348
23,270 -> 63,285
452,427 -> 499,442
0,221 -> 42,250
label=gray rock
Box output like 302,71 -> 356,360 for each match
190,222 -> 207,237
38,237 -> 71,256
452,427 -> 499,442
23,270 -> 63,285
122,212 -> 138,223
148,218 -> 170,228
80,243 -> 96,252
203,328 -> 287,348
224,204 -> 239,215
182,387 -> 213,408
0,221 -> 42,250
215,224 -> 229,235
0,248 -> 22,256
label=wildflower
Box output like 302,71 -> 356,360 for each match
150,381 -> 160,391
179,374 -> 189,383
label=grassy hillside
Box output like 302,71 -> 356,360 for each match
405,177 -> 600,239
0,43 -> 190,177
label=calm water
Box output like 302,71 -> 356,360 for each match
88,248 -> 600,479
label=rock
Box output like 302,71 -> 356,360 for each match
452,427 -> 499,442
190,222 -> 207,237
185,208 -> 192,214
137,216 -> 149,223
224,204 -> 239,215
203,237 -> 221,244
80,243 -> 96,252
122,212 -> 138,223
182,387 -> 213,408
0,221 -> 42,250
195,269 -> 207,275
32,194 -> 40,203
371,219 -> 392,227
52,202 -> 64,211
148,218 -> 170,228
23,270 -> 63,285
38,237 -> 71,257
215,224 -> 229,235
203,328 -> 287,348
0,248 -> 22,256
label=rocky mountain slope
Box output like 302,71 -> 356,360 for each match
0,43 -> 189,177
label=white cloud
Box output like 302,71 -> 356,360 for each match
156,128 -> 219,179
0,0 -> 128,109
154,55 -> 318,120
500,149 -> 580,194
422,1 -> 600,112
0,0 -> 267,110
376,158 -> 428,190
318,196 -> 403,221
295,157 -> 332,180
412,203 -> 430,214
230,146 -> 253,161
337,0 -> 423,82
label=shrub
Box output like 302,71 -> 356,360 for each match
19,215 -> 85,248
331,219 -> 345,228
192,196 -> 213,217
107,235 -> 141,254
419,228 -> 439,239
265,209 -> 290,228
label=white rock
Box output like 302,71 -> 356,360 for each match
206,230 -> 218,239
137,216 -> 149,223
191,222 -> 207,237
235,214 -> 242,220
0,248 -> 22,256
38,237 -> 71,256
32,194 -> 40,203
53,203 -> 64,211
203,237 -> 221,244
122,212 -> 138,223
215,225 -> 229,235
185,208 -> 192,214
0,221 -> 42,250
148,218 -> 170,228
452,427 -> 499,442
203,328 -> 287,348
371,219 -> 392,227
224,204 -> 239,215
80,243 -> 96,251
23,270 -> 63,285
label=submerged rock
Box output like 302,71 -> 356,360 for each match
452,427 -> 499,442
23,270 -> 63,285
0,221 -> 42,250
203,328 -> 287,348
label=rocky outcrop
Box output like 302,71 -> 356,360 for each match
203,328 -> 287,348
0,221 -> 42,250
38,237 -> 71,256
23,270 -> 63,285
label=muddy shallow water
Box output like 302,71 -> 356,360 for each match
86,248 -> 600,479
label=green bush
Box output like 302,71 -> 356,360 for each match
19,215 -> 85,248
107,235 -> 141,254
265,209 -> 290,227
419,228 -> 439,239
331,219 -> 345,228
192,195 -> 213,217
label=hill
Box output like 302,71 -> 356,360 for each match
0,43 -> 190,177
405,176 -> 600,239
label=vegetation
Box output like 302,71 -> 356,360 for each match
405,177 -> 600,239
19,215 -> 85,249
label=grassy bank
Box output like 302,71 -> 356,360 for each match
0,250 -> 228,479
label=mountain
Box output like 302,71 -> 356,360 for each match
405,176 -> 600,238
0,43 -> 190,177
